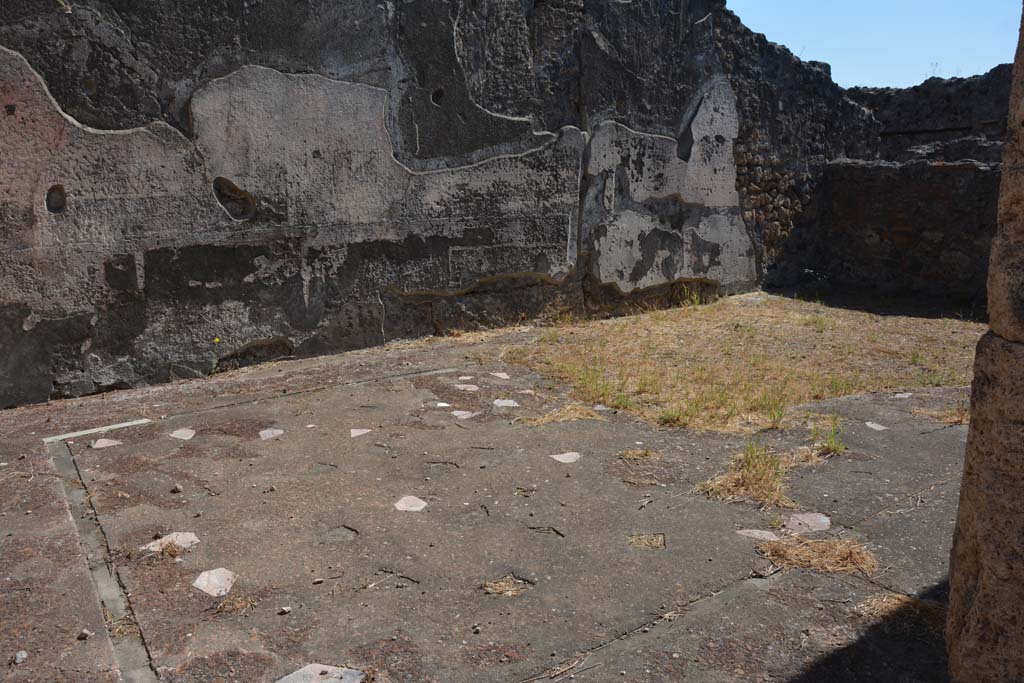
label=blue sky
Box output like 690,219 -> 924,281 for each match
726,0 -> 1021,88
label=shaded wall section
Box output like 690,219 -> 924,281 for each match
770,62 -> 1012,303
784,159 -> 1000,302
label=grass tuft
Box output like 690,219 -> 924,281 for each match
695,442 -> 795,508
811,414 -> 846,457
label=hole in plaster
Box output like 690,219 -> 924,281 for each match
677,127 -> 695,162
46,185 -> 67,213
715,134 -> 726,145
431,88 -> 445,106
4,104 -> 15,116
213,177 -> 257,221
676,95 -> 705,162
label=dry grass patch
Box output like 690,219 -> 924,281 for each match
503,294 -> 983,431
158,542 -> 184,559
618,472 -> 663,487
481,574 -> 532,597
103,608 -> 139,639
913,400 -> 971,426
612,447 -> 668,487
758,536 -> 879,575
621,447 -> 661,460
628,533 -> 666,550
854,593 -> 946,635
214,594 -> 259,615
695,442 -> 796,508
522,403 -> 606,426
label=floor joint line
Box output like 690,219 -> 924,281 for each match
49,441 -> 159,683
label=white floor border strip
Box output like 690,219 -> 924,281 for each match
42,418 -> 153,444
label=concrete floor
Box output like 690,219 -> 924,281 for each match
0,330 -> 965,682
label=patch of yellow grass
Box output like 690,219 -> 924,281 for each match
522,403 -> 606,426
503,294 -> 983,431
854,593 -> 947,634
758,536 -> 879,575
695,442 -> 797,508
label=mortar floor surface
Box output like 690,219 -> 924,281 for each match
1,331 -> 964,682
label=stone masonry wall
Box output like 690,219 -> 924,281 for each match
0,1 -> 1008,408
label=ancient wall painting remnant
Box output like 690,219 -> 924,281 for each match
0,47 -> 588,406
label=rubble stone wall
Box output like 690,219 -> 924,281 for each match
775,64 -> 1013,301
848,65 -> 1013,161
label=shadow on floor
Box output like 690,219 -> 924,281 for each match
787,580 -> 949,683
765,283 -> 987,323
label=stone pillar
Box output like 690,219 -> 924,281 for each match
947,5 -> 1024,681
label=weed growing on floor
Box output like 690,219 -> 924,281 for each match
159,542 -> 182,559
657,405 -> 687,427
811,414 -> 846,457
538,328 -> 561,344
943,399 -> 971,425
613,448 -> 666,487
215,594 -> 259,615
682,286 -> 703,307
